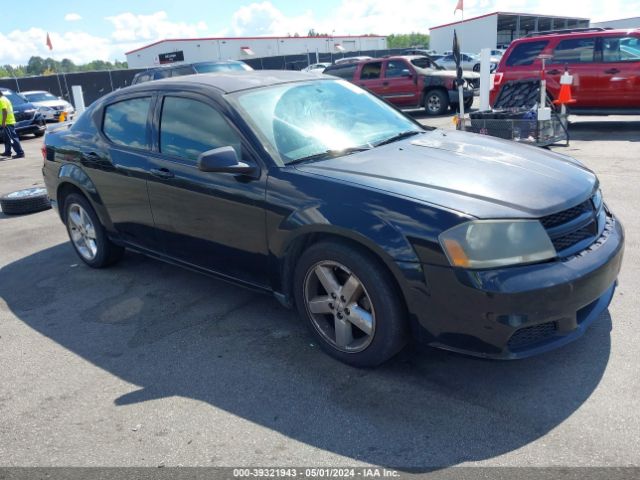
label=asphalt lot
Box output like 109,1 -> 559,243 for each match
0,111 -> 638,469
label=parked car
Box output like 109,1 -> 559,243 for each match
334,56 -> 372,65
42,71 -> 623,366
22,90 -> 75,122
301,62 -> 331,73
491,28 -> 640,114
437,53 -> 500,72
402,48 -> 437,56
0,88 -> 46,140
132,60 -> 253,84
324,55 -> 479,115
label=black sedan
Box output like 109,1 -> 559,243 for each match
42,71 -> 624,366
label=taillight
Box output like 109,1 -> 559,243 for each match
41,144 -> 47,163
493,72 -> 504,86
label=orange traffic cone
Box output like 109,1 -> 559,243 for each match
58,111 -> 67,122
553,83 -> 576,105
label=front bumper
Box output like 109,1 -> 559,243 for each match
410,214 -> 624,359
16,114 -> 46,135
449,88 -> 475,104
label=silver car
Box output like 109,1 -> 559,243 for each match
22,91 -> 75,122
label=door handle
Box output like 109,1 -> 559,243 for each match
604,68 -> 620,74
150,167 -> 174,179
382,81 -> 389,86
547,69 -> 561,75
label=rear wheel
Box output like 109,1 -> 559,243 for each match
63,193 -> 123,268
424,89 -> 449,116
294,241 -> 408,367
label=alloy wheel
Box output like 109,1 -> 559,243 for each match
303,260 -> 376,353
67,203 -> 98,261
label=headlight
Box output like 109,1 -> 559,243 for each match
38,106 -> 53,113
439,220 -> 556,269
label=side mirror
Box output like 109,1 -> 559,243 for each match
197,146 -> 258,176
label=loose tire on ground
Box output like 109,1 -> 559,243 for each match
293,241 -> 408,367
0,187 -> 51,215
63,193 -> 124,268
424,89 -> 449,116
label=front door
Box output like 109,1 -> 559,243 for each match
146,94 -> 269,287
547,37 -> 600,107
381,59 -> 420,107
357,61 -> 384,96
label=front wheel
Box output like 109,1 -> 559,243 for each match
424,90 -> 449,116
294,242 -> 408,367
64,193 -> 124,268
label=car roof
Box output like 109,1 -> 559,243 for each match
125,70 -> 331,94
22,90 -> 50,94
139,60 -> 246,73
514,27 -> 640,43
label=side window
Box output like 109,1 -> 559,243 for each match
153,69 -> 171,80
361,62 -> 382,80
385,61 -> 411,78
550,38 -> 595,64
602,36 -> 640,62
171,66 -> 195,77
324,64 -> 356,80
160,96 -> 241,162
103,97 -> 151,149
506,41 -> 549,66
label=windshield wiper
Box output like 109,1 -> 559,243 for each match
374,130 -> 423,147
287,146 -> 371,165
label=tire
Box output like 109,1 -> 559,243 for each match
293,241 -> 408,367
33,130 -> 45,137
63,193 -> 124,268
464,97 -> 474,110
473,63 -> 480,72
424,89 -> 449,116
0,187 -> 51,215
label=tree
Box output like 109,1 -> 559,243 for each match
26,56 -> 46,75
387,33 -> 430,49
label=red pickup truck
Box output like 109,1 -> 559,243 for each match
324,55 -> 479,116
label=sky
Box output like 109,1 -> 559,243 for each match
1,0 -> 639,65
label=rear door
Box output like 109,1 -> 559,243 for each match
356,61 -> 384,95
380,59 -> 420,107
597,34 -> 640,108
96,95 -> 161,250
145,93 -> 269,286
547,36 -> 600,107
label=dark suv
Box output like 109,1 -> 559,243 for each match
491,28 -> 640,114
0,88 -> 46,139
132,60 -> 253,84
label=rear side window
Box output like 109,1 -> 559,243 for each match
324,64 -> 357,80
159,96 -> 241,162
361,62 -> 382,80
550,38 -> 595,64
506,41 -> 548,66
103,97 -> 151,149
602,36 -> 640,62
170,66 -> 195,77
153,70 -> 171,80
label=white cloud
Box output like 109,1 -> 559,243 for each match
230,2 -> 315,36
106,11 -> 207,42
64,13 -> 82,22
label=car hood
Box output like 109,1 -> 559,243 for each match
295,130 -> 597,219
31,100 -> 70,108
12,102 -> 37,113
415,66 -> 480,80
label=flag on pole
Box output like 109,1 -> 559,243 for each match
452,29 -> 463,87
454,0 -> 463,13
46,33 -> 53,50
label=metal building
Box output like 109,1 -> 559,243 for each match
591,17 -> 640,29
429,12 -> 590,54
125,35 -> 387,69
